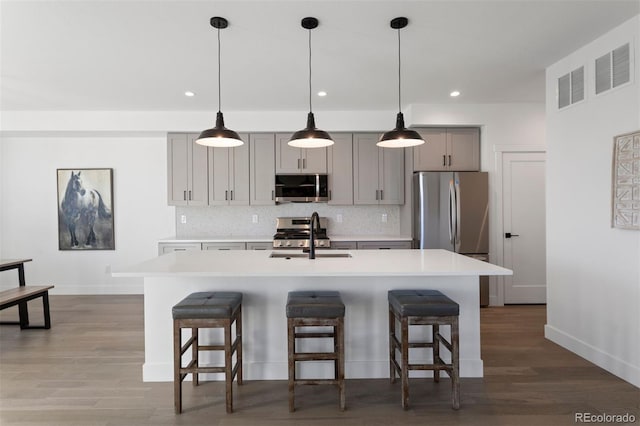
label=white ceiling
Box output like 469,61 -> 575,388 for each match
1,0 -> 638,112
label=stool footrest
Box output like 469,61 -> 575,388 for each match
294,352 -> 339,361
294,379 -> 341,386
294,331 -> 335,338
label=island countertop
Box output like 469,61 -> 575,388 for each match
113,249 -> 512,278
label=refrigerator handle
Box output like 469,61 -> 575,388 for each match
448,180 -> 456,244
454,179 -> 461,245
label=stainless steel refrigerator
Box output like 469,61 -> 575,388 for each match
412,171 -> 490,306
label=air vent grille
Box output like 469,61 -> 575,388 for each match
557,66 -> 584,109
595,42 -> 631,95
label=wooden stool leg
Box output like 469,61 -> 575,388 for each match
433,324 -> 440,383
42,292 -> 51,329
389,308 -> 397,383
337,318 -> 345,411
236,307 -> 243,385
287,318 -> 295,412
192,327 -> 199,387
225,319 -> 233,413
451,317 -> 460,410
401,316 -> 409,410
173,321 -> 182,414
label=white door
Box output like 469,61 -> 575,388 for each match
503,152 -> 546,304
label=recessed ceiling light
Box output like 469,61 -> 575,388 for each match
317,91 -> 327,97
450,91 -> 460,97
184,91 -> 195,97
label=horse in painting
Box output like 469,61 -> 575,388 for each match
60,171 -> 111,248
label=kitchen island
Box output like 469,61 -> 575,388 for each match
112,249 -> 511,382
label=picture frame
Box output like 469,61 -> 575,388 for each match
611,131 -> 640,230
57,168 -> 115,250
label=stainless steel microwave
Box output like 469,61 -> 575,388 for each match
275,174 -> 328,203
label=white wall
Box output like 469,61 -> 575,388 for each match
0,136 -> 175,294
545,16 -> 640,387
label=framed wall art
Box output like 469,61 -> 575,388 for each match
611,131 -> 640,230
57,168 -> 115,250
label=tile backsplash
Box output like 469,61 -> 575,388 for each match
176,204 -> 400,237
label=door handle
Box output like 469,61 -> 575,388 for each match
183,190 -> 187,201
230,190 -> 234,200
448,155 -> 452,166
505,233 -> 520,238
443,155 -> 446,166
225,190 -> 228,200
188,190 -> 192,200
380,189 -> 383,200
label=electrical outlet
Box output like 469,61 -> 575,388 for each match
381,213 -> 388,223
252,214 -> 258,224
180,215 -> 187,224
336,214 -> 343,223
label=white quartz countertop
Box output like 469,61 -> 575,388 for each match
113,249 -> 512,278
158,235 -> 411,243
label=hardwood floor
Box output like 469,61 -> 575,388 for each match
1,296 -> 638,425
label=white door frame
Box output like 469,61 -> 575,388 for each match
492,145 -> 546,306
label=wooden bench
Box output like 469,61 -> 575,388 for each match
0,285 -> 54,329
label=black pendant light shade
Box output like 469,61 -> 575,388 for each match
288,17 -> 334,148
378,17 -> 424,148
196,17 -> 244,148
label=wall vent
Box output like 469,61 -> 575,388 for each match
595,43 -> 631,95
558,66 -> 584,109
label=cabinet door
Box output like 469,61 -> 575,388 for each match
448,128 -> 480,171
246,242 -> 272,250
327,133 -> 353,205
250,134 -> 276,205
353,133 -> 380,205
331,241 -> 358,250
413,128 -> 448,171
356,241 -> 412,249
167,133 -> 189,206
379,146 -> 405,205
208,147 -> 231,206
188,133 -> 209,206
275,133 -> 302,173
301,147 -> 327,173
202,242 -> 246,250
230,137 -> 250,205
158,242 -> 201,256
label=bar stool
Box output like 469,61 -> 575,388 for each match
286,290 -> 345,412
172,292 -> 243,414
388,289 -> 460,410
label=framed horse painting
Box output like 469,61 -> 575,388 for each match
57,168 -> 115,250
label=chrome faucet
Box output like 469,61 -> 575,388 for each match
308,211 -> 321,259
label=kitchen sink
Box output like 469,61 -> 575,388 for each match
269,252 -> 352,259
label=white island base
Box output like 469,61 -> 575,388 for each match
113,249 -> 512,382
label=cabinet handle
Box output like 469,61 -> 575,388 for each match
230,190 -> 234,200
375,189 -> 379,200
448,155 -> 452,166
328,190 -> 332,201
380,189 -> 384,200
297,158 -> 301,169
183,190 -> 187,201
303,158 -> 306,169
443,155 -> 446,166
225,190 -> 228,200
188,190 -> 192,200
272,190 -> 275,200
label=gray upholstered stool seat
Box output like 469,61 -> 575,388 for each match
172,291 -> 242,319
388,289 -> 460,410
286,290 -> 345,412
173,291 -> 243,414
286,291 -> 345,318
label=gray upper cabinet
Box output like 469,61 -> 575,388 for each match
275,133 -> 327,174
353,133 -> 404,205
167,133 -> 208,206
413,128 -> 480,171
208,134 -> 250,206
250,134 -> 276,205
327,133 -> 353,205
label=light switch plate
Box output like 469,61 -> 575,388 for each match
381,214 -> 388,223
180,215 -> 187,224
252,214 -> 258,224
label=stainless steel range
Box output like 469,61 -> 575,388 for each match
273,216 -> 330,249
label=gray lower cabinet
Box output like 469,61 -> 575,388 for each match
275,133 -> 327,174
250,134 -> 276,205
330,241 -> 358,250
356,241 -> 412,249
246,242 -> 273,250
202,242 -> 246,250
327,133 -> 354,205
209,135 -> 250,206
413,128 -> 480,171
353,133 -> 404,205
167,133 -> 208,206
158,242 -> 202,256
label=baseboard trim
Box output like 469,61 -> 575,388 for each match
545,324 -> 640,388
48,284 -> 143,295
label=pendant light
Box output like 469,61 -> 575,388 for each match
378,17 -> 424,148
288,17 -> 334,148
196,17 -> 243,148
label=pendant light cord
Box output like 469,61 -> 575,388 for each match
397,27 -> 402,113
308,28 -> 313,113
217,26 -> 222,113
